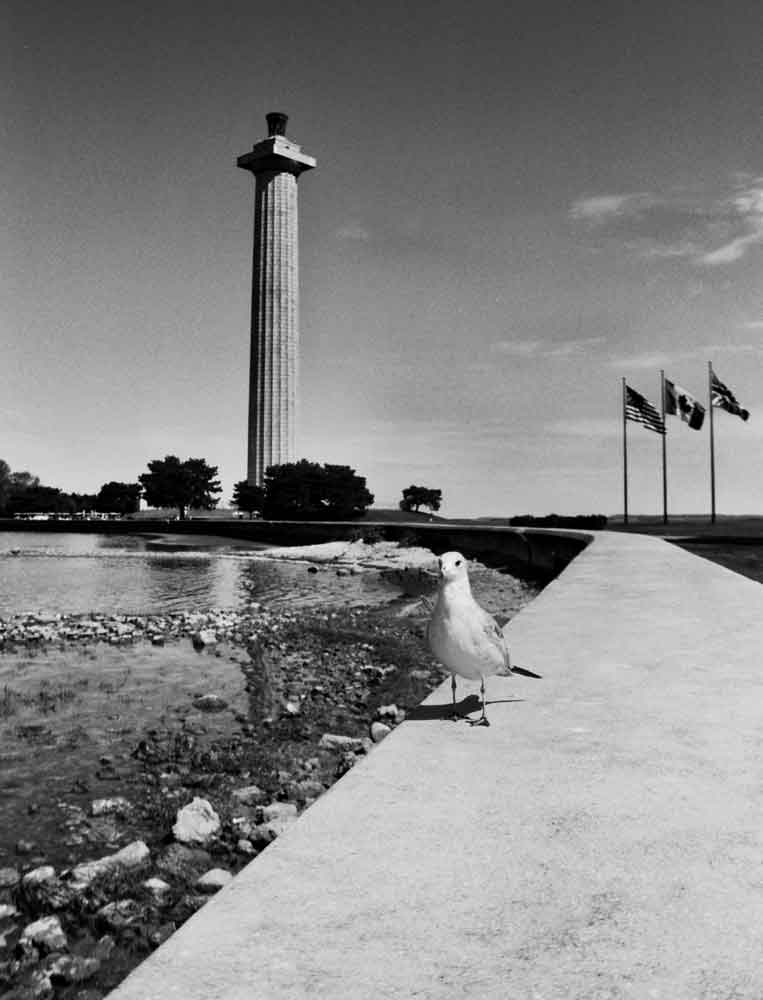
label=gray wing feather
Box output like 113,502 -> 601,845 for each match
476,605 -> 512,674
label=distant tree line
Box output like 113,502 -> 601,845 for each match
509,514 -> 608,529
0,455 -> 216,521
1,454 -> 376,523
0,460 -> 141,517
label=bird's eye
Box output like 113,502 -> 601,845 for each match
455,559 -> 462,567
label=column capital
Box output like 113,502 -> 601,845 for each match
237,135 -> 316,177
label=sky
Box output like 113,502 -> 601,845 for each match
4,0 -> 763,518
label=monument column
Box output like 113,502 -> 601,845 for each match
237,113 -> 316,485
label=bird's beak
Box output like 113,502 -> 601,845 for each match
421,568 -> 440,579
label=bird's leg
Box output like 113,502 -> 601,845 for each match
470,676 -> 490,727
451,674 -> 459,720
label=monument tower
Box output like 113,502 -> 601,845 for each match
237,113 -> 316,485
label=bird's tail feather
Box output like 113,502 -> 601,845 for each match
497,641 -> 542,679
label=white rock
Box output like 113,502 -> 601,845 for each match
259,801 -> 298,823
370,721 -> 392,743
22,865 -> 56,888
376,703 -> 399,721
0,902 -> 20,920
192,629 -> 217,648
20,914 -> 68,952
68,840 -> 150,891
143,877 -> 171,899
91,797 -> 131,817
172,797 -> 221,846
193,693 -> 228,712
231,785 -> 265,806
195,868 -> 233,893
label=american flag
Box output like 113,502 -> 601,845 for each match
625,385 -> 665,434
710,371 -> 749,421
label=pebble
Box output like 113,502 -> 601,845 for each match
231,785 -> 266,806
318,733 -> 366,753
97,899 -> 144,932
195,868 -> 233,893
259,801 -> 298,823
192,694 -> 228,713
143,877 -> 171,899
91,796 -> 131,817
375,704 -> 399,721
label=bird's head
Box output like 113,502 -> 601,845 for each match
437,551 -> 470,584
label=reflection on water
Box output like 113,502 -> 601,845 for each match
0,532 -> 413,616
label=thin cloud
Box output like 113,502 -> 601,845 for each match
608,352 -> 676,370
569,193 -> 652,224
335,223 -> 371,242
638,239 -> 701,260
571,176 -> 763,268
699,231 -> 763,265
701,342 -> 763,354
489,339 -> 542,357
489,335 -> 606,360
741,320 -> 763,330
546,336 -> 606,358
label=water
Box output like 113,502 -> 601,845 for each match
0,531 -> 406,616
0,530 -> 439,862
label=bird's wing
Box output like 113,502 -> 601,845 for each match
474,603 -> 512,674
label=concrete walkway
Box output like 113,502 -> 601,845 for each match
109,532 -> 763,999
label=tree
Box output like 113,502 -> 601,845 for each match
232,480 -> 265,519
138,456 -> 222,520
6,484 -> 70,516
399,485 -> 442,514
95,481 -> 142,515
263,460 -> 374,520
68,493 -> 98,514
0,460 -> 10,514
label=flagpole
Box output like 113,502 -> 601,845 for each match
708,361 -> 716,524
660,369 -> 667,525
622,377 -> 628,526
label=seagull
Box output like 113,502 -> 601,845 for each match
427,551 -> 528,726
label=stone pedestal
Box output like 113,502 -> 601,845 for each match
237,115 -> 316,485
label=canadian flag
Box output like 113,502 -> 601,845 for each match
664,379 -> 705,430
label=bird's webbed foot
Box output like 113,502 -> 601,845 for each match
468,715 -> 490,727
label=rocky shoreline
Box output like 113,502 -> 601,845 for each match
0,556 -> 538,999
